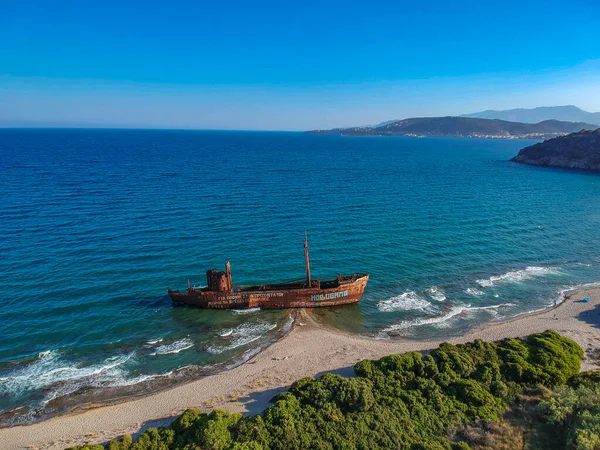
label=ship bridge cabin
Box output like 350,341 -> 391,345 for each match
206,262 -> 233,292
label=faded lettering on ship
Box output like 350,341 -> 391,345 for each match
311,290 -> 348,301
221,292 -> 285,301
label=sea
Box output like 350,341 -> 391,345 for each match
1,129 -> 599,425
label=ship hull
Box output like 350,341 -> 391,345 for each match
168,274 -> 369,309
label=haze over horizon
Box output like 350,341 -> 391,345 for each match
1,0 -> 600,131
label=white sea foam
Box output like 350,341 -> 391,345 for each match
427,286 -> 446,302
0,349 -> 137,402
559,281 -> 600,298
232,307 -> 261,315
225,347 -> 264,370
150,338 -> 194,356
146,338 -> 163,345
378,291 -> 432,312
574,262 -> 592,267
465,288 -> 485,296
207,321 -> 277,354
281,314 -> 295,334
382,303 -> 516,333
476,266 -> 558,288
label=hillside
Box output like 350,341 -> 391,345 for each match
511,128 -> 600,170
462,105 -> 600,126
307,116 -> 598,139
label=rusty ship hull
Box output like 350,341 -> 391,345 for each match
167,236 -> 369,309
168,274 -> 369,309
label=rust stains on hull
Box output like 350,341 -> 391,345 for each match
167,235 -> 369,310
168,274 -> 369,309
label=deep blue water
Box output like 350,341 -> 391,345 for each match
1,129 -> 599,424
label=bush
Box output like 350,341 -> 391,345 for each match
108,435 -> 132,450
497,330 -> 582,387
65,446 -> 105,450
568,370 -> 600,389
131,428 -> 173,450
70,331 -> 584,450
538,373 -> 600,450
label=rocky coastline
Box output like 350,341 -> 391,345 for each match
511,128 -> 600,171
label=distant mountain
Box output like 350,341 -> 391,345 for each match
368,119 -> 399,128
307,117 -> 598,139
462,106 -> 600,126
510,128 -> 600,171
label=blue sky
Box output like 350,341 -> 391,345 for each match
1,0 -> 599,130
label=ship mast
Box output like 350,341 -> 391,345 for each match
304,232 -> 311,287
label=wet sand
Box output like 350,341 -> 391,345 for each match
3,287 -> 600,450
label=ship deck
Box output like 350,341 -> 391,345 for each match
229,273 -> 368,293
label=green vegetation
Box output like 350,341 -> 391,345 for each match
68,330 -> 596,450
537,371 -> 600,450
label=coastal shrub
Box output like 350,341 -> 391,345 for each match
496,330 -> 582,387
66,446 -> 105,450
538,376 -> 600,450
234,416 -> 271,449
168,408 -> 241,450
568,369 -> 600,389
131,427 -> 174,450
95,331 -> 584,450
108,434 -> 132,450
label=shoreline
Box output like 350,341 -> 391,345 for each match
2,287 -> 600,450
0,312 -> 298,431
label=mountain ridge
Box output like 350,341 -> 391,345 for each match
307,116 -> 598,139
462,105 -> 600,126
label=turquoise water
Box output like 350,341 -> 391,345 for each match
1,129 -> 599,424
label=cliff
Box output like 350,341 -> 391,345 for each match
510,128 -> 600,171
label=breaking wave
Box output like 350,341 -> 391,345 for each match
232,307 -> 261,315
427,286 -> 446,302
207,321 -> 277,355
559,281 -> 600,298
0,349 -> 144,405
464,287 -> 485,296
378,291 -> 433,312
382,303 -> 516,333
150,338 -> 194,356
476,266 -> 558,288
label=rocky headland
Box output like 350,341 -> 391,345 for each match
511,128 -> 600,171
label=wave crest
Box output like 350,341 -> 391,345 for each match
476,266 -> 558,288
150,338 -> 194,356
0,349 -> 142,404
382,303 -> 515,333
378,291 -> 432,312
232,307 -> 261,315
464,287 -> 485,296
427,286 -> 446,302
207,321 -> 277,355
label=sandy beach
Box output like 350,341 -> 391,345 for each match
3,286 -> 600,450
